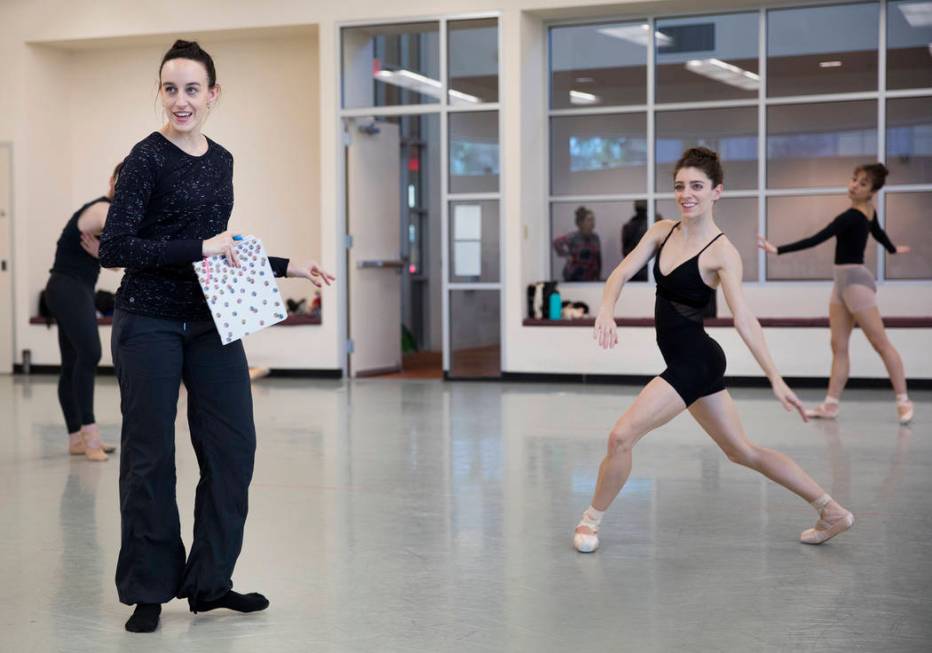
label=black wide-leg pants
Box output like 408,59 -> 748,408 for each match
111,309 -> 256,605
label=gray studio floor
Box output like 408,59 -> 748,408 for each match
1,374 -> 930,652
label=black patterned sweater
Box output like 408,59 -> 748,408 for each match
100,131 -> 289,321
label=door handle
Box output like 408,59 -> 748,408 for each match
356,259 -> 405,269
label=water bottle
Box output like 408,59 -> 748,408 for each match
548,289 -> 562,320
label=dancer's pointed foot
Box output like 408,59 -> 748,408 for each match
189,590 -> 269,615
125,603 -> 161,633
573,506 -> 603,553
896,398 -> 914,425
573,525 -> 599,553
801,495 -> 854,545
804,397 -> 840,420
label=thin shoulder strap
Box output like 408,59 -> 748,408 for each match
698,231 -> 725,256
659,222 -> 679,249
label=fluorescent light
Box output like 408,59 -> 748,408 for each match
374,68 -> 481,104
819,60 -> 843,68
598,24 -> 672,47
448,89 -> 482,105
685,58 -> 760,91
575,76 -> 594,83
569,90 -> 600,105
899,1 -> 932,27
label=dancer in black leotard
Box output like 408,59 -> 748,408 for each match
45,162 -> 123,461
654,223 -> 726,405
573,148 -> 853,554
758,163 -> 913,424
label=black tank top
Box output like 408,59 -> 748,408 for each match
653,223 -> 723,327
50,197 -> 109,287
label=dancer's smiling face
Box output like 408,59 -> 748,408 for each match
673,167 -> 722,219
159,58 -> 219,134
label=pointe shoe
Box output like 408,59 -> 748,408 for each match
897,399 -> 914,425
804,400 -> 839,420
573,525 -> 599,553
800,510 -> 854,545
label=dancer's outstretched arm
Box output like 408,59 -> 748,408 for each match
594,219 -> 676,350
715,241 -> 807,421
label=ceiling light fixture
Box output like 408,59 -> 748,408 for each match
598,24 -> 672,47
685,58 -> 760,91
569,90 -> 600,105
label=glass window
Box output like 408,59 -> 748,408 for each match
550,113 -> 648,195
885,192 -> 932,279
449,200 -> 499,283
887,0 -> 932,89
887,97 -> 932,184
656,107 -> 758,191
655,13 -> 759,103
766,195 -> 877,279
449,111 -> 499,194
656,198 -> 759,281
448,19 -> 499,105
549,22 -> 648,109
342,23 -> 440,108
450,290 -> 501,377
767,101 -> 877,188
550,200 -> 648,282
767,3 -> 878,97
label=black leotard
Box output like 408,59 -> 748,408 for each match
653,223 -> 726,406
776,208 -> 896,264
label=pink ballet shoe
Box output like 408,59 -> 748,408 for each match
69,438 -> 116,455
801,495 -> 853,545
574,526 -> 599,553
573,508 -> 602,553
78,427 -> 109,462
804,398 -> 839,420
896,399 -> 914,425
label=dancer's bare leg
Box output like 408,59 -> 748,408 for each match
574,378 -> 685,550
826,302 -> 854,402
854,306 -> 912,422
689,390 -> 853,543
808,302 -> 854,419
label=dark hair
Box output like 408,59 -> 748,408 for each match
159,39 -> 217,87
854,163 -> 889,192
574,205 -> 593,227
674,147 -> 723,188
112,160 -> 125,182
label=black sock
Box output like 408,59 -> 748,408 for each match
189,590 -> 270,614
125,603 -> 161,633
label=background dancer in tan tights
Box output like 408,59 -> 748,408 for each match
758,163 -> 913,424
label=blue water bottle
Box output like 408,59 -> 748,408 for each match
548,289 -> 562,320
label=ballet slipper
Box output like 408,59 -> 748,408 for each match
804,397 -> 839,420
80,428 -> 108,462
69,438 -> 116,455
800,494 -> 853,545
573,508 -> 602,553
896,398 -> 913,425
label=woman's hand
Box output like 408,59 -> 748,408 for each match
756,234 -> 777,254
287,260 -> 336,288
202,231 -> 240,267
593,307 -> 618,350
896,245 -> 911,254
771,377 -> 808,422
80,232 -> 101,259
